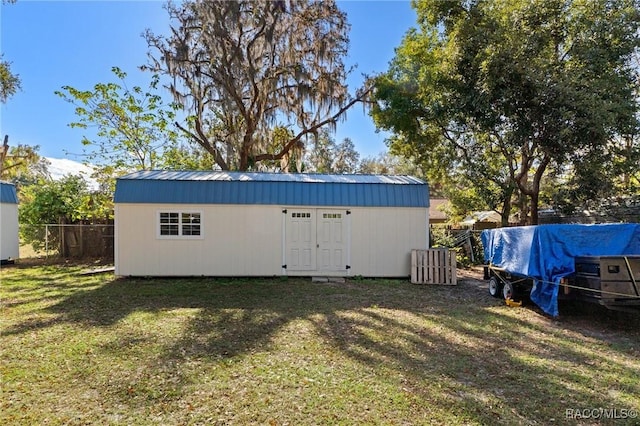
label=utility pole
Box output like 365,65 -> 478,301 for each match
0,135 -> 9,177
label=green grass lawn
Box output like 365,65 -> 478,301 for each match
1,264 -> 639,425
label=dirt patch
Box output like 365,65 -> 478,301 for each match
457,265 -> 486,281
457,266 -> 640,345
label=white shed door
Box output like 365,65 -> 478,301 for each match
318,210 -> 346,271
284,209 -> 348,272
286,210 -> 316,271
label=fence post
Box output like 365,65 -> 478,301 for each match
60,223 -> 66,258
79,224 -> 84,258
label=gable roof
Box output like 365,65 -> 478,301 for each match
461,210 -> 502,225
429,198 -> 450,221
0,181 -> 18,204
114,170 -> 429,208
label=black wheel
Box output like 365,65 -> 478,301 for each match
488,276 -> 503,298
502,281 -> 515,300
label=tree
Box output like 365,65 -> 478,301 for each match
305,130 -> 336,173
19,175 -> 110,225
0,137 -> 48,186
144,0 -> 370,171
2,1 -> 24,181
159,139 -> 217,171
0,54 -> 20,104
332,138 -> 360,173
19,175 -> 112,252
358,151 -> 423,177
371,0 -> 640,224
370,19 -> 518,224
611,135 -> 640,196
56,67 -> 179,172
259,126 -> 304,172
1,0 -> 20,103
542,132 -> 640,216
303,131 -> 361,173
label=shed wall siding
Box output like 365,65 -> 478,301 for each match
349,207 -> 428,277
115,204 -> 282,276
115,204 -> 428,277
0,203 -> 19,260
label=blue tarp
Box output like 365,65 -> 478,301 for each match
481,224 -> 640,316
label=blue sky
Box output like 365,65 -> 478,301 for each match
1,0 -> 416,162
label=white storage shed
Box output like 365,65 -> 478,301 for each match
114,171 -> 430,277
0,181 -> 19,263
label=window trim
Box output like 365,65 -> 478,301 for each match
157,210 -> 203,239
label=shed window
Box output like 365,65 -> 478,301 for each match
181,213 -> 201,236
323,213 -> 342,219
158,211 -> 202,238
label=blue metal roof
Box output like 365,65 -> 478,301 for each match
114,171 -> 429,207
0,181 -> 18,204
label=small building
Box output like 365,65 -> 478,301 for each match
114,171 -> 430,277
460,210 -> 502,230
429,198 -> 451,226
0,181 -> 19,263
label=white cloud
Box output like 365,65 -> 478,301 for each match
45,157 -> 99,190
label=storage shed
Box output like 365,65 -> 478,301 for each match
0,181 -> 19,263
114,171 -> 430,277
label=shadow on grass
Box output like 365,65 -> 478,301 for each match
3,269 -> 640,424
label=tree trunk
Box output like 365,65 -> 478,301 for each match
239,151 -> 248,171
500,186 -> 514,227
528,155 -> 550,225
529,191 -> 540,225
515,149 -> 550,226
518,192 -> 529,225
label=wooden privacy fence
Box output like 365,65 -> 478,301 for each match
411,248 -> 457,285
20,224 -> 114,259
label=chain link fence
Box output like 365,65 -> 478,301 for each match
20,224 -> 114,260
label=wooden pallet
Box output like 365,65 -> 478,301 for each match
411,249 -> 457,285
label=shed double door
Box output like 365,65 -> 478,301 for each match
285,209 -> 348,272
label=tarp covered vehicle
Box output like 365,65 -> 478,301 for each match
481,224 -> 640,316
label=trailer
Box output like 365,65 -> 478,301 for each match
481,224 -> 640,316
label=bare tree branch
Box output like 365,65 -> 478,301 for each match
145,0 -> 358,171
